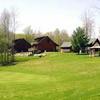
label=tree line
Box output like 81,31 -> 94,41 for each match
21,27 -> 70,45
0,8 -> 95,65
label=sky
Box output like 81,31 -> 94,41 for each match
0,0 -> 100,36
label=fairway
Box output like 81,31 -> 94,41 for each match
0,53 -> 100,100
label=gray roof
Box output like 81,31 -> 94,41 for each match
88,38 -> 100,44
61,42 -> 72,48
88,38 -> 96,44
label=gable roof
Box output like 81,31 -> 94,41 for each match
88,38 -> 100,46
33,36 -> 59,46
88,39 -> 96,45
14,38 -> 31,48
61,42 -> 72,48
35,36 -> 46,41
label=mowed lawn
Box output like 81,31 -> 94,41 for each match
0,53 -> 100,100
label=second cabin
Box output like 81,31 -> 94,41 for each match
31,36 -> 59,52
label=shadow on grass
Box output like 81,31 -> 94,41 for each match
0,56 -> 41,67
16,56 -> 40,62
76,53 -> 88,55
0,62 -> 16,67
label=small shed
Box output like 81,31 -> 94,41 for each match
60,42 -> 72,53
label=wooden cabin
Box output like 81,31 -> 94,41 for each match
14,38 -> 31,52
88,38 -> 100,56
60,42 -> 72,53
31,36 -> 58,52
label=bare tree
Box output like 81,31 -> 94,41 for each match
23,26 -> 33,35
82,10 -> 95,39
0,9 -> 11,64
60,29 -> 70,43
53,28 -> 61,45
10,8 -> 18,62
0,8 -> 17,65
23,25 -> 33,42
53,28 -> 70,45
45,31 -> 54,40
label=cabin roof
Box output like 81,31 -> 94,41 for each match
90,45 -> 100,49
61,42 -> 72,48
87,38 -> 100,49
88,39 -> 95,44
14,38 -> 31,47
88,38 -> 100,45
32,36 -> 58,46
35,36 -> 47,41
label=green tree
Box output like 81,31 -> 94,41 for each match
71,27 -> 89,54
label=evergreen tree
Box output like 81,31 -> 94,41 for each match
71,27 -> 89,53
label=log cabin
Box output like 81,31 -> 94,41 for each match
14,38 -> 31,52
31,36 -> 58,52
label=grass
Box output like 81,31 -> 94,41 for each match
0,52 -> 100,100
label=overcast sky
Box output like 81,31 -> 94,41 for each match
0,0 -> 100,36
